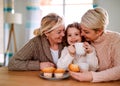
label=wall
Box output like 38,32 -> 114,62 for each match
0,0 -> 4,64
14,0 -> 26,50
96,0 -> 120,32
0,0 -> 3,53
14,0 -> 120,51
14,0 -> 41,51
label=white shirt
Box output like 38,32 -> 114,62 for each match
50,48 -> 58,64
57,46 -> 99,71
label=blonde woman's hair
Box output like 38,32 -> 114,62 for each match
80,7 -> 109,30
34,13 -> 63,36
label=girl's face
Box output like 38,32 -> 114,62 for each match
46,25 -> 65,45
67,27 -> 82,45
81,24 -> 103,42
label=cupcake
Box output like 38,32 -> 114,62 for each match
69,64 -> 80,72
54,68 -> 65,78
42,67 -> 55,78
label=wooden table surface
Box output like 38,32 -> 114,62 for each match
0,67 -> 120,86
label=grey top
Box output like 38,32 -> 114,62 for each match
8,35 -> 64,71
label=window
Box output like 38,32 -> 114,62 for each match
40,0 -> 93,26
0,0 -> 3,66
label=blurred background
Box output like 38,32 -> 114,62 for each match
0,0 -> 120,66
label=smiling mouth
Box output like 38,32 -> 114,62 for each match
71,40 -> 78,44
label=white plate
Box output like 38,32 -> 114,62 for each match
39,72 -> 69,80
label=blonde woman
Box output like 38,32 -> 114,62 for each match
70,7 -> 120,82
8,13 -> 65,71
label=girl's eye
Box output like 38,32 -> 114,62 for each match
68,34 -> 71,37
75,33 -> 79,36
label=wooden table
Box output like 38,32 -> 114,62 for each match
0,67 -> 120,86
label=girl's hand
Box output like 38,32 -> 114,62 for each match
40,62 -> 55,70
83,42 -> 93,54
69,71 -> 93,82
68,45 -> 76,57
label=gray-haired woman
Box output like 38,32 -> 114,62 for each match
8,13 -> 65,71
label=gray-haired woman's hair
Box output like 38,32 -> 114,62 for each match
80,7 -> 109,30
34,13 -> 63,36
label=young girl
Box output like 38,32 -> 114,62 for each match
57,22 -> 99,72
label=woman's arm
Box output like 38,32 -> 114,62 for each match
92,37 -> 120,82
92,66 -> 120,82
8,39 -> 40,71
57,47 -> 74,70
86,47 -> 99,71
84,42 -> 99,71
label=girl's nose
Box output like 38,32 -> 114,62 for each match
72,36 -> 75,39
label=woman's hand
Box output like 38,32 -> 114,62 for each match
83,42 -> 93,54
40,62 -> 55,70
69,71 -> 93,82
68,45 -> 76,57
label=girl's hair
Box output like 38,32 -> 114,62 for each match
63,22 -> 85,46
34,13 -> 63,36
80,7 -> 109,31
